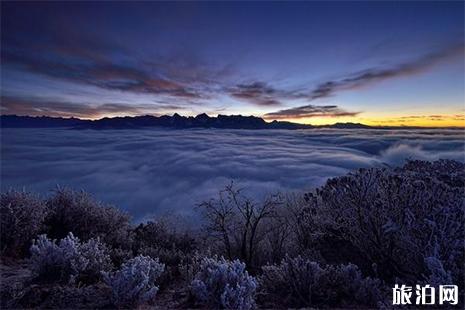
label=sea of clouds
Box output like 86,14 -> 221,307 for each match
1,128 -> 463,222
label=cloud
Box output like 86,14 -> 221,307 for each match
1,128 -> 463,222
264,104 -> 360,119
372,114 -> 465,124
227,42 -> 465,109
0,19 -> 224,101
229,82 -> 283,106
0,96 -> 184,119
226,42 -> 464,109
380,142 -> 464,165
2,48 -> 203,99
308,43 -> 465,100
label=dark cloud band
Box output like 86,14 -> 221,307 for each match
264,104 -> 360,119
308,43 -> 465,100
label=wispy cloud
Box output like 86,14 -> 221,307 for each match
264,104 -> 360,119
308,43 -> 465,100
1,24 -> 226,100
2,49 -> 203,99
0,96 -> 184,119
377,114 -> 465,123
227,43 -> 464,108
228,82 -> 283,106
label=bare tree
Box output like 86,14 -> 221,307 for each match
197,183 -> 282,269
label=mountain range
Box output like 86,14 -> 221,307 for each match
0,114 -> 371,130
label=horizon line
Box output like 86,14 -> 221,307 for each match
1,113 -> 465,129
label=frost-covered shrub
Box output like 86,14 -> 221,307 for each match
260,256 -> 384,308
191,256 -> 257,310
77,237 -> 114,284
108,247 -> 134,268
303,160 -> 464,286
45,188 -> 132,248
30,233 -> 112,284
1,190 -> 48,257
179,251 -> 205,283
102,255 -> 165,307
133,220 -> 197,263
133,220 -> 199,283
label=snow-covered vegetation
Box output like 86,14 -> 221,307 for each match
190,256 -> 257,310
0,159 -> 463,309
260,256 -> 384,308
30,233 -> 112,284
1,190 -> 48,257
103,255 -> 165,307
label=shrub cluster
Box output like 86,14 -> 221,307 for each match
1,188 -> 132,260
45,188 -> 132,249
103,255 -> 165,307
312,160 -> 464,286
260,256 -> 384,308
30,233 -> 112,284
190,256 -> 257,310
132,220 -> 198,283
1,190 -> 48,257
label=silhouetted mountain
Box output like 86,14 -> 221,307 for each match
320,122 -> 371,129
1,114 -> 315,130
0,115 -> 86,128
0,114 -> 378,130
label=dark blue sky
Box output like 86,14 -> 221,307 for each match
1,1 -> 464,126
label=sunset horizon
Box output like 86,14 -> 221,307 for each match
1,2 -> 464,128
3,111 -> 465,128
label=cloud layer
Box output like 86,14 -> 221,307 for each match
264,104 -> 360,119
1,128 -> 463,222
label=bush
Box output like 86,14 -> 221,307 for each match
260,256 -> 384,308
133,220 -> 197,264
1,190 -> 48,257
133,220 -> 198,283
30,233 -> 112,284
190,256 -> 257,310
45,188 -> 132,249
102,255 -> 165,307
297,160 -> 464,286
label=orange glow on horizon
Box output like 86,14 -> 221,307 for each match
266,114 -> 465,128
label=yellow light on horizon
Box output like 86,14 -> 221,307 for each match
266,114 -> 465,128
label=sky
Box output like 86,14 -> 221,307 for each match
1,1 -> 464,127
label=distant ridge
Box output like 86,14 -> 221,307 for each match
0,114 -> 373,130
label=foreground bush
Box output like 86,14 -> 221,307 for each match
133,220 -> 198,283
260,256 -> 384,308
102,255 -> 165,307
313,159 -> 465,286
191,256 -> 257,310
1,190 -> 48,257
30,233 -> 112,284
45,188 -> 132,249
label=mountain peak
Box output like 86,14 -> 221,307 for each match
0,114 -> 372,130
195,113 -> 210,119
